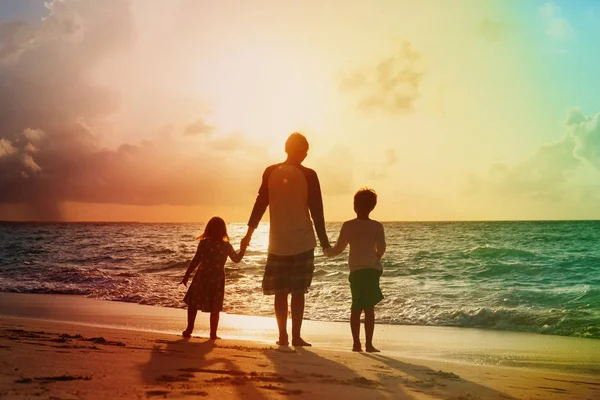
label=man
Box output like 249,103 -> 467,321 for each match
241,132 -> 330,346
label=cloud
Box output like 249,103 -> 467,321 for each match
541,2 -> 575,40
340,41 -> 425,114
566,108 -> 600,169
467,108 -> 600,203
0,1 -> 85,64
0,138 -> 16,158
0,0 -> 267,220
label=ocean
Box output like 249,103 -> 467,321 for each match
0,221 -> 598,340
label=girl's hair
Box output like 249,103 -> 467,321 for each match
196,216 -> 229,242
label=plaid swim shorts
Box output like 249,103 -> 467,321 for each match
262,249 -> 315,295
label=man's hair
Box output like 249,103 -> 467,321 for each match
354,188 -> 377,213
285,132 -> 309,155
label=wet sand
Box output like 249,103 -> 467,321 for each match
0,293 -> 599,399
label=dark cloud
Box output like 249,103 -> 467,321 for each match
0,0 -> 265,220
340,41 -> 425,114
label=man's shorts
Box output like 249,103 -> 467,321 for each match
349,268 -> 383,312
262,249 -> 315,295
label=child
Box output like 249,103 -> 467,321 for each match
324,188 -> 386,352
180,216 -> 246,339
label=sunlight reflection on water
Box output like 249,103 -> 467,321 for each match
1,221 -> 600,339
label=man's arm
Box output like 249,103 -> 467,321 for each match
305,168 -> 331,249
242,166 -> 272,247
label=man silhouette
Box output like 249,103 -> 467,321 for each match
241,132 -> 330,346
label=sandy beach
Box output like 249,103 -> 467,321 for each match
0,293 -> 599,399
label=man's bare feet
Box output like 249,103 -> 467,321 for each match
276,335 -> 289,346
210,335 -> 221,340
365,344 -> 380,353
182,330 -> 192,338
291,338 -> 312,347
352,343 -> 363,352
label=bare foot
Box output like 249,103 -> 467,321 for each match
291,338 -> 312,347
365,345 -> 380,353
352,344 -> 363,352
210,335 -> 221,340
276,335 -> 289,346
182,330 -> 192,338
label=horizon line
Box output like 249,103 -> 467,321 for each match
1,219 -> 600,224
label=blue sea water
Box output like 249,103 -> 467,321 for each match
0,221 -> 598,339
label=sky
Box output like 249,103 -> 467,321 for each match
0,0 -> 599,222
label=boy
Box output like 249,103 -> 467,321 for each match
324,188 -> 386,352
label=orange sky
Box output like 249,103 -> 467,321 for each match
1,0 -> 600,222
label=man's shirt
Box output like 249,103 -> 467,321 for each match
248,163 -> 330,256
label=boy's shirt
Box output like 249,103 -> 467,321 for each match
328,218 -> 386,271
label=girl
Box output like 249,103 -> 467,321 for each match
180,216 -> 246,339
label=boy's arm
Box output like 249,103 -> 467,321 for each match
325,223 -> 349,257
181,242 -> 203,286
375,223 -> 386,260
305,169 -> 331,249
229,243 -> 247,263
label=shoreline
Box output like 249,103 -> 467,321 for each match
1,291 -> 598,343
1,292 -> 599,377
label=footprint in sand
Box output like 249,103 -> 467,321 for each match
146,390 -> 170,397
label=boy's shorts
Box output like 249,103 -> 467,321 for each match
349,268 -> 383,312
262,249 -> 315,295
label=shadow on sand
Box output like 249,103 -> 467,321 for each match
139,337 -> 269,399
361,352 -> 517,399
139,335 -> 518,399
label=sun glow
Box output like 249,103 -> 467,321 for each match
190,43 -> 331,152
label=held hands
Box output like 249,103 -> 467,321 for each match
240,233 -> 252,249
322,247 -> 333,257
180,275 -> 189,287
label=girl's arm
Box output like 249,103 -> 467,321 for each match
180,241 -> 203,286
228,242 -> 247,263
324,223 -> 349,257
375,223 -> 386,260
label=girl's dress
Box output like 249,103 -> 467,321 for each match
183,239 -> 234,313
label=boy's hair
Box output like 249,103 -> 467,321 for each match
197,216 -> 230,242
285,132 -> 309,155
354,188 -> 377,213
